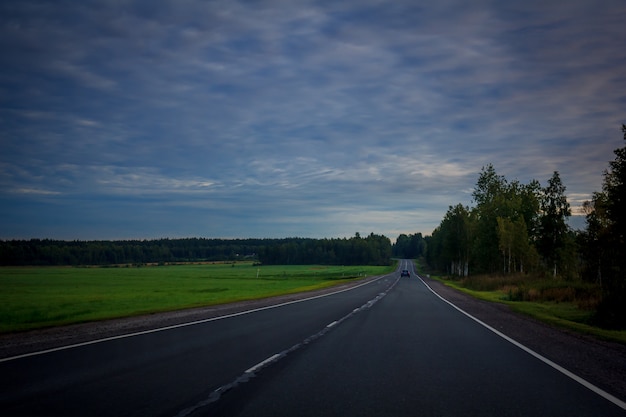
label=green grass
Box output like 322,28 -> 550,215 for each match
0,263 -> 393,333
431,276 -> 626,345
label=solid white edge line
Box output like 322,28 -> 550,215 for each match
416,273 -> 626,411
0,272 -> 394,364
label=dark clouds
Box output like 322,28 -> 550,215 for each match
1,0 -> 625,240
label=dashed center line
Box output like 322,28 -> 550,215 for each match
174,274 -> 401,417
246,353 -> 282,374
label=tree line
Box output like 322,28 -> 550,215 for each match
392,233 -> 426,259
425,125 -> 626,328
0,233 -> 393,267
425,166 -> 570,278
257,233 -> 392,266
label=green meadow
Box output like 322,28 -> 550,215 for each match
0,262 -> 393,333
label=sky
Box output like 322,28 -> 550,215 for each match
1,0 -> 625,242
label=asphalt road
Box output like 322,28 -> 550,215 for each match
0,264 -> 397,416
1,260 -> 624,416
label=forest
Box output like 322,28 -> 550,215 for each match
425,125 -> 626,328
0,233 -> 393,267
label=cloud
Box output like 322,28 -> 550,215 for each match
0,0 -> 625,240
11,188 -> 62,196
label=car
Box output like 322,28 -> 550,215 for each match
400,269 -> 410,277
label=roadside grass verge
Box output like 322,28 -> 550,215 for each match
413,259 -> 626,345
0,262 -> 393,333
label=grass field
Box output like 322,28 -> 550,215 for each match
0,262 -> 394,333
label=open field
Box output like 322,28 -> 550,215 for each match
0,262 -> 394,333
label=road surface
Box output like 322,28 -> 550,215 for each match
0,260 -> 624,416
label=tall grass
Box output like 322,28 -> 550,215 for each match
433,272 -> 626,344
459,273 -> 601,309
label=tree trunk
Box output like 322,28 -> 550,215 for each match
508,247 -> 511,274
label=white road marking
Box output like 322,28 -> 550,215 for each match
174,274 -> 402,417
245,353 -> 282,374
1,272 -> 394,363
415,271 -> 626,411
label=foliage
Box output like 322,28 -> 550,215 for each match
537,171 -> 573,277
426,125 -> 626,329
581,125 -> 626,328
392,233 -> 426,259
0,238 -> 265,266
471,164 -> 508,273
433,274 -> 626,344
425,204 -> 471,276
496,216 -> 538,274
257,233 -> 392,266
0,234 -> 393,267
427,164 -> 557,277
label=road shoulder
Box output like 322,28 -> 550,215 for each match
420,274 -> 626,402
2,271 -> 625,404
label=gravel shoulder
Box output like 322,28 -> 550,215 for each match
1,272 -> 625,403
420,274 -> 626,403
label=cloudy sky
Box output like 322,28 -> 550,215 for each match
1,0 -> 625,241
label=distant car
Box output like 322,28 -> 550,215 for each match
400,269 -> 410,277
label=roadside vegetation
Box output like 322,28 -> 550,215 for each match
430,271 -> 626,345
0,262 -> 394,333
417,260 -> 626,344
420,125 -> 626,339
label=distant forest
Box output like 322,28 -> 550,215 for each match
0,232 -> 423,267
